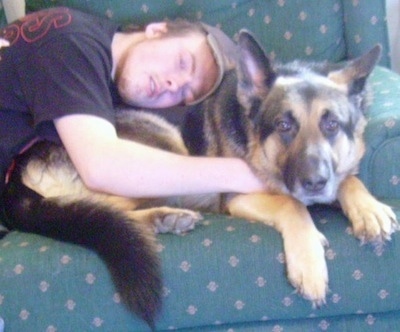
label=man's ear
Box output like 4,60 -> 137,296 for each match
144,22 -> 168,38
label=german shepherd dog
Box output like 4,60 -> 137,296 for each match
182,31 -> 398,306
3,31 -> 398,327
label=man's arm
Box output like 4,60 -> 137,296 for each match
55,114 -> 264,198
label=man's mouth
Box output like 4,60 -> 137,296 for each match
148,77 -> 158,98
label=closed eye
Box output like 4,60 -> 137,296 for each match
179,51 -> 193,73
179,55 -> 188,70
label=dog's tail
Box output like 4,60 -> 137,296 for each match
3,180 -> 161,329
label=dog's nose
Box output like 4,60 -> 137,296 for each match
301,175 -> 328,192
299,155 -> 329,193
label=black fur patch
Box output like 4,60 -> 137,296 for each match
3,142 -> 162,329
181,103 -> 207,155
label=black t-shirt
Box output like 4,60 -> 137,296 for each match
0,7 -> 121,191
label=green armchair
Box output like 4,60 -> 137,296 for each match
1,1 -> 400,331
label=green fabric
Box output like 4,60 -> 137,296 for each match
1,1 -> 398,331
25,0 -> 390,66
359,67 -> 400,200
176,310 -> 400,331
0,1 -> 7,27
1,204 -> 400,331
342,0 -> 391,67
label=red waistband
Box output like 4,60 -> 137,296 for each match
5,138 -> 40,184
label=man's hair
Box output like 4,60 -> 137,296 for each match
121,19 -> 206,37
163,19 -> 207,37
122,18 -> 238,105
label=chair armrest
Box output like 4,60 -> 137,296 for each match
359,66 -> 400,199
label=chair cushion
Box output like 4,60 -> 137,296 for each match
1,202 -> 400,331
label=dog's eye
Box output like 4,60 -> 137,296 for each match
327,120 -> 339,131
321,110 -> 340,137
274,112 -> 297,144
322,119 -> 340,136
275,120 -> 292,132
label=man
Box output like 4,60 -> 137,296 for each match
0,7 -> 263,201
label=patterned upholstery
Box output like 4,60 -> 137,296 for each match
361,67 -> 400,199
1,204 -> 400,331
25,0 -> 391,66
0,2 -> 6,27
1,1 -> 400,331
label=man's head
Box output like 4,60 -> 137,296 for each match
114,20 -> 237,108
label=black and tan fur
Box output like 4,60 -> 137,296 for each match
3,111 -> 202,329
182,31 -> 398,306
3,31 -> 398,328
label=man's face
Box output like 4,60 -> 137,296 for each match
116,28 -> 218,108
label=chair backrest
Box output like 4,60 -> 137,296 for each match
23,0 -> 391,67
0,5 -> 7,27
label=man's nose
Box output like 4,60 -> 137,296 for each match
165,73 -> 190,93
166,78 -> 180,92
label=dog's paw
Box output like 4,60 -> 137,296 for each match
346,194 -> 399,244
153,208 -> 203,234
284,229 -> 329,306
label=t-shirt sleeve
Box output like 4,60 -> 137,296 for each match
18,33 -> 116,127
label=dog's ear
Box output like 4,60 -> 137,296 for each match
236,30 -> 276,118
327,45 -> 381,96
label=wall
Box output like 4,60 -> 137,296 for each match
2,0 -> 25,22
387,0 -> 400,73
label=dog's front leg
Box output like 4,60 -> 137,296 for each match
338,175 -> 398,244
227,193 -> 329,306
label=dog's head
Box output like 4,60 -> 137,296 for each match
236,31 -> 381,205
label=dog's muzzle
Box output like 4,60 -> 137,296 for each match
285,147 -> 336,205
